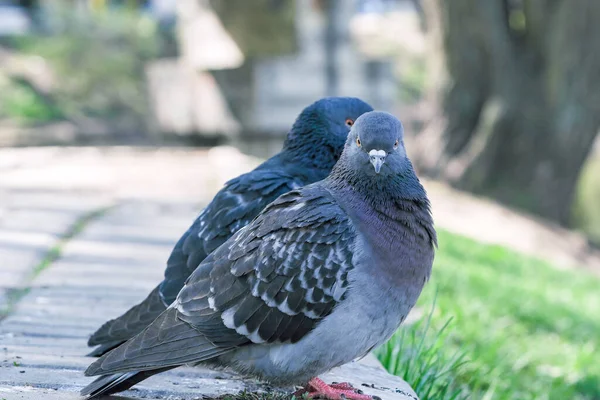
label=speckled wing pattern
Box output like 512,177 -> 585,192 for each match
176,185 -> 357,347
87,170 -> 302,355
160,169 -> 304,305
85,185 -> 357,378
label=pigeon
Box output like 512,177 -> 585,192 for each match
87,97 -> 374,357
81,111 -> 436,400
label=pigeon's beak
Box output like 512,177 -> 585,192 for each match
369,149 -> 386,174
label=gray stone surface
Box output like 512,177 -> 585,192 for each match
0,147 -> 418,400
0,189 -> 112,317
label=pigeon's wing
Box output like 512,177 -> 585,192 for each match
159,169 -> 302,304
84,185 -> 357,378
84,306 -> 234,377
86,170 -> 300,355
176,184 -> 357,346
87,286 -> 166,353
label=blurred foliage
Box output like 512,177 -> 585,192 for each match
210,0 -> 297,57
6,5 -> 162,130
384,230 -> 600,400
572,156 -> 600,247
0,77 -> 63,124
397,55 -> 427,104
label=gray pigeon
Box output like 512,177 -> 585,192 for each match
87,97 -> 373,356
81,111 -> 436,400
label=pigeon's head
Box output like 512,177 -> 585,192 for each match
284,97 -> 373,168
343,111 -> 408,177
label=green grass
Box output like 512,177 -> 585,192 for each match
378,230 -> 600,400
378,300 -> 474,400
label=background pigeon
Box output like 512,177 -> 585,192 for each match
81,111 -> 436,400
87,97 -> 374,356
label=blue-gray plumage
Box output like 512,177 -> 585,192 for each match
81,111 -> 436,400
86,97 -> 373,357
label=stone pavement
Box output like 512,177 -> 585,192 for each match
0,146 -> 418,400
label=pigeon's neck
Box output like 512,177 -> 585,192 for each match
327,163 -> 437,248
281,131 -> 340,177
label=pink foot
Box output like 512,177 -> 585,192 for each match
298,377 -> 377,400
329,382 -> 356,391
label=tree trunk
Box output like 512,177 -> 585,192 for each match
416,0 -> 600,225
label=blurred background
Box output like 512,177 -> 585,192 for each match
0,1 -> 599,400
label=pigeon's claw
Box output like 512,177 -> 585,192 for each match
329,382 -> 356,390
300,378 -> 378,400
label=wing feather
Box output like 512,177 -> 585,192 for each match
176,185 -> 357,346
160,170 -> 301,305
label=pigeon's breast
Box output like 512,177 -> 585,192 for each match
352,229 -> 429,314
344,209 -> 434,341
350,204 -> 434,282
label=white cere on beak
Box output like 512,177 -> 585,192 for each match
368,149 -> 386,174
368,149 -> 386,158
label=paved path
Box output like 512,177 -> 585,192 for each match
0,147 -> 417,400
0,190 -> 111,319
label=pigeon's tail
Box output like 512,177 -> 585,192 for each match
81,367 -> 175,398
87,285 -> 167,357
83,307 -> 234,395
86,340 -> 123,357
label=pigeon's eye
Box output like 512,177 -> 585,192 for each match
356,137 -> 361,147
394,139 -> 399,149
345,118 -> 354,127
